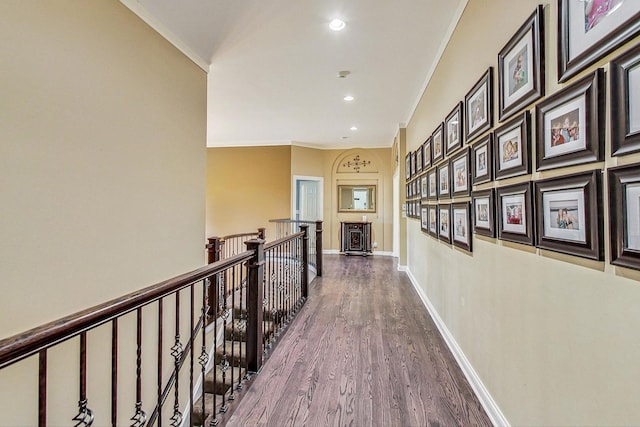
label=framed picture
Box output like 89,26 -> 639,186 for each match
451,148 -> 470,197
421,175 -> 428,200
471,133 -> 493,185
421,204 -> 429,232
465,68 -> 494,142
611,44 -> 640,156
452,202 -> 472,252
472,189 -> 496,238
411,151 -> 417,177
432,123 -> 445,164
437,163 -> 450,199
405,154 -> 411,179
535,69 -> 604,171
422,138 -> 432,169
558,0 -> 640,83
428,204 -> 439,238
494,111 -> 531,180
416,145 -> 423,173
498,5 -> 544,122
535,170 -> 603,260
497,182 -> 534,245
445,102 -> 464,156
438,204 -> 451,243
609,163 -> 640,271
428,168 -> 438,200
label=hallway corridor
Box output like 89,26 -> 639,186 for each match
226,255 -> 492,426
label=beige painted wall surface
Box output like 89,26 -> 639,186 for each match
0,1 -> 206,424
406,0 -> 640,425
206,146 -> 291,240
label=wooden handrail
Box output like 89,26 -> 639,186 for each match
264,231 -> 305,251
0,250 -> 253,370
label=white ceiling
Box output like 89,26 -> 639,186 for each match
122,0 -> 467,149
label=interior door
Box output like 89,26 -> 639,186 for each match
296,179 -> 319,220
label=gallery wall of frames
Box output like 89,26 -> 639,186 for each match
405,3 -> 640,271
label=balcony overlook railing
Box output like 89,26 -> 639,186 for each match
269,219 -> 323,277
0,224 -> 319,426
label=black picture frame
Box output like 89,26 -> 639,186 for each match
410,151 -> 417,177
450,148 -> 470,198
437,163 -> 450,200
438,203 -> 452,244
465,68 -> 494,142
609,163 -> 640,271
427,168 -> 438,200
498,5 -> 544,122
472,188 -> 496,238
557,0 -> 640,83
404,154 -> 411,180
431,123 -> 445,164
535,69 -> 604,171
452,202 -> 472,252
611,44 -> 640,156
427,204 -> 439,238
416,144 -> 423,173
471,133 -> 494,185
494,111 -> 531,180
534,170 -> 603,260
420,175 -> 428,200
445,102 -> 464,156
422,138 -> 432,169
420,203 -> 429,232
497,182 -> 534,246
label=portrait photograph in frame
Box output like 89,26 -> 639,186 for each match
428,168 -> 438,200
416,145 -> 423,173
438,163 -> 450,199
405,154 -> 411,179
422,138 -> 432,169
558,0 -> 640,83
465,68 -> 494,142
472,133 -> 493,185
609,163 -> 640,271
452,202 -> 472,252
534,170 -> 603,260
411,151 -> 417,177
421,204 -> 429,232
432,123 -> 445,164
472,188 -> 496,238
445,102 -> 464,156
451,148 -> 470,197
438,203 -> 452,244
428,204 -> 439,238
498,5 -> 544,122
494,111 -> 531,180
497,182 -> 534,245
535,69 -> 604,171
610,43 -> 640,156
421,175 -> 428,200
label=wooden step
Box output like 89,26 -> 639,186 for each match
224,319 -> 276,341
232,306 -> 289,322
192,391 -> 229,426
204,365 -> 246,395
215,341 -> 246,367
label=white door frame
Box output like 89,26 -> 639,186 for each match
292,175 -> 324,220
392,169 -> 400,258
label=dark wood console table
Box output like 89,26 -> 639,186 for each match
340,221 -> 372,256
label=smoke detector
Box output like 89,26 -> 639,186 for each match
337,70 -> 351,78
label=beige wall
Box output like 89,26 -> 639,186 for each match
206,146 -> 292,240
0,1 -> 206,424
406,0 -> 640,425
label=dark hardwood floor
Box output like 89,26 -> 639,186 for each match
226,254 -> 492,426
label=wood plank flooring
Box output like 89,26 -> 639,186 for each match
225,255 -> 492,426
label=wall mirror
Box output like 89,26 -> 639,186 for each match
338,185 -> 377,213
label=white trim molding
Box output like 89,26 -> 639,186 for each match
405,268 -> 510,427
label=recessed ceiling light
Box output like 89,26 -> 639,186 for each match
343,95 -> 354,102
329,19 -> 346,31
350,126 -> 358,131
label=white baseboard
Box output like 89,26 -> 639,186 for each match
323,249 -> 340,255
397,264 -> 407,272
323,249 -> 394,256
405,268 -> 509,427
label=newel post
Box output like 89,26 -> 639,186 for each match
206,237 -> 223,316
245,238 -> 265,372
257,227 -> 266,240
315,220 -> 323,277
300,225 -> 309,299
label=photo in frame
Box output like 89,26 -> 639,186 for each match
451,148 -> 470,197
610,43 -> 640,156
534,170 -> 603,260
432,123 -> 445,164
497,182 -> 534,245
438,203 -> 452,243
405,154 -> 411,179
416,145 -> 423,173
465,68 -> 494,142
445,102 -> 464,156
438,163 -> 450,199
472,188 -> 496,238
609,163 -> 640,270
411,151 -> 417,177
558,0 -> 640,82
421,175 -> 428,200
471,133 -> 494,185
422,138 -> 432,169
498,5 -> 544,121
428,168 -> 438,200
421,204 -> 429,232
428,204 -> 439,238
494,111 -> 531,180
452,202 -> 472,252
535,69 -> 604,171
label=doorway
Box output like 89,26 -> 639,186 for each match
293,176 -> 323,221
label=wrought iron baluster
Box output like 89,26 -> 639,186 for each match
39,350 -> 47,427
131,308 -> 146,427
219,269 -> 230,414
72,332 -> 94,427
111,320 -> 118,427
169,292 -> 183,427
157,300 -> 163,427
189,285 -> 195,423
199,279 -> 210,424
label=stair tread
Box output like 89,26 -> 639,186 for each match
204,365 -> 246,394
192,392 -> 229,426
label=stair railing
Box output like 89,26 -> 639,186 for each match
269,219 -> 322,277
